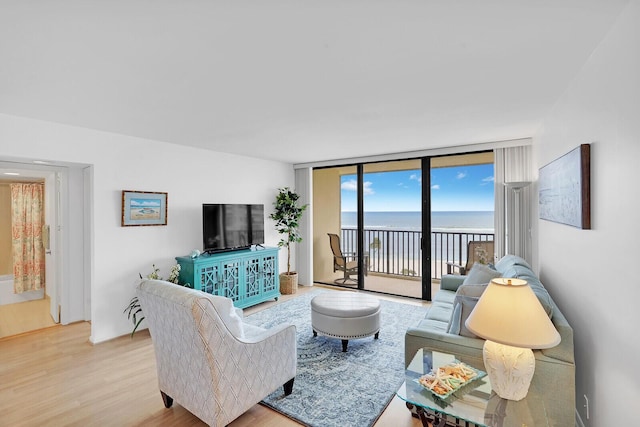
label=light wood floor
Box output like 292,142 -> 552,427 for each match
0,295 -> 58,339
0,284 -> 425,427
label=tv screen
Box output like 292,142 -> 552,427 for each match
202,204 -> 265,252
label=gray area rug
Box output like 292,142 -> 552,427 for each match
244,289 -> 428,427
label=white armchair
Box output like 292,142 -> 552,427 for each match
137,279 -> 297,427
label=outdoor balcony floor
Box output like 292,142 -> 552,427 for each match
316,273 -> 441,300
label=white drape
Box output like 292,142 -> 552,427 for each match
494,145 -> 533,262
294,167 -> 313,286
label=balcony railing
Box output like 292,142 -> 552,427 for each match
341,228 -> 494,280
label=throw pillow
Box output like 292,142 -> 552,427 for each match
495,254 -> 532,271
446,283 -> 487,338
210,295 -> 245,338
463,262 -> 501,285
227,306 -> 245,339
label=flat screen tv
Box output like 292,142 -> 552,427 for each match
202,204 -> 265,253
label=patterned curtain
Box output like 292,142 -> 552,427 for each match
10,183 -> 45,294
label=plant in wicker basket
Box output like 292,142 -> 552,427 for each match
270,187 -> 308,294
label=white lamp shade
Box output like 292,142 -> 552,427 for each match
465,278 -> 560,349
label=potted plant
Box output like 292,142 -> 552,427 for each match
124,264 -> 184,337
270,187 -> 308,294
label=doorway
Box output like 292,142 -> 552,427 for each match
0,160 -> 91,339
313,159 -> 427,299
0,176 -> 56,338
359,160 -> 424,298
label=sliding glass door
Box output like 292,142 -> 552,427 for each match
312,165 -> 361,288
429,153 -> 496,279
312,160 -> 429,299
312,152 -> 494,302
359,160 -> 424,298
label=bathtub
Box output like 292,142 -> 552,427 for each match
0,275 -> 45,306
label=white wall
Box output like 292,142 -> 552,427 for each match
0,113 -> 294,343
532,2 -> 640,425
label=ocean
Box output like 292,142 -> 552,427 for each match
339,211 -> 494,276
341,211 -> 494,233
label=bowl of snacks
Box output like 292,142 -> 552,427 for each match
415,361 -> 486,399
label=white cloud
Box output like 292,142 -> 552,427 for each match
409,173 -> 422,184
341,179 -> 374,195
456,172 -> 467,179
341,179 -> 357,191
481,176 -> 495,185
431,184 -> 440,190
363,181 -> 374,195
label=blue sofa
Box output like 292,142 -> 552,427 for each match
405,255 -> 575,425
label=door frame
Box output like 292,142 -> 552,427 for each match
0,159 -> 92,326
421,157 -> 432,301
353,159 -> 431,300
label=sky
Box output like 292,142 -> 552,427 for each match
341,163 -> 494,212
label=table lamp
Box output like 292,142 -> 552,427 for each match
465,278 -> 560,401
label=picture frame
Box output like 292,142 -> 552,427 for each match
538,144 -> 591,229
121,190 -> 168,226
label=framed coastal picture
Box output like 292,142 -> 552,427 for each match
538,144 -> 591,229
121,190 -> 168,226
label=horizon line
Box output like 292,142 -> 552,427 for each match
341,210 -> 494,213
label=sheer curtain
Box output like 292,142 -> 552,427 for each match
494,145 -> 533,262
10,183 -> 45,293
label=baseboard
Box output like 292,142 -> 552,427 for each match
576,408 -> 586,427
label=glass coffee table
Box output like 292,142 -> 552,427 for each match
396,348 -> 549,427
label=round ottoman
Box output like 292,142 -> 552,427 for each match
311,292 -> 381,352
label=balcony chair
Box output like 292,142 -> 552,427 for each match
136,279 -> 297,427
446,240 -> 495,275
328,233 -> 367,285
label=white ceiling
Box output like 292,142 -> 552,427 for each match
0,0 -> 629,164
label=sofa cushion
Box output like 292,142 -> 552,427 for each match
447,284 -> 487,338
463,262 -> 501,285
242,323 -> 267,340
495,254 -> 532,271
440,274 -> 466,291
426,300 -> 455,323
415,318 -> 449,333
208,295 -> 245,338
433,289 -> 457,305
524,277 -> 554,319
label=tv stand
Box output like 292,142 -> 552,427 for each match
176,246 -> 280,309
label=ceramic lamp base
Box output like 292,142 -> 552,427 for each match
483,340 -> 535,401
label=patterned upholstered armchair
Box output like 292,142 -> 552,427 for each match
137,279 -> 297,427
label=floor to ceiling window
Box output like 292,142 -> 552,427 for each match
312,152 -> 494,301
312,165 -> 359,289
430,154 -> 495,280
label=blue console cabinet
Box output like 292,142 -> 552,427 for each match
176,246 -> 280,309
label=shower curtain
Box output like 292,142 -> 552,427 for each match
10,183 -> 45,294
